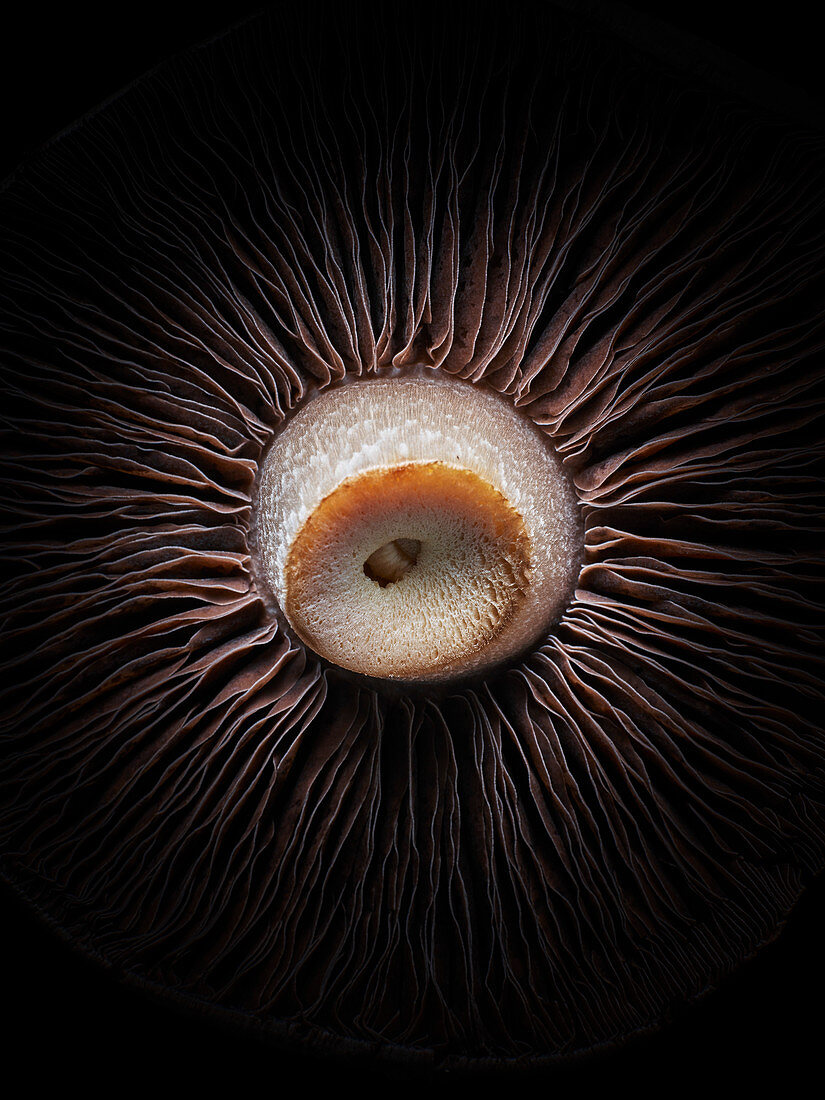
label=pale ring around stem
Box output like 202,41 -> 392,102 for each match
255,374 -> 581,681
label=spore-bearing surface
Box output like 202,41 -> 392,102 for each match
1,0 -> 825,1072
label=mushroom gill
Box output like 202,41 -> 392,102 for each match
2,0 -> 825,1077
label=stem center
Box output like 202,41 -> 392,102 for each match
364,538 -> 422,587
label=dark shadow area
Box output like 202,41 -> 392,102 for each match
4,867 -> 825,1089
1,1 -> 823,1091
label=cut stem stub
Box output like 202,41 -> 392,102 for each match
256,375 -> 580,681
363,537 -> 422,587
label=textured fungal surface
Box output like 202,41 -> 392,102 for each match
256,374 -> 580,680
2,0 -> 825,1073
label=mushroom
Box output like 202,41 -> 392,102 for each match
2,0 -> 825,1081
255,374 -> 580,680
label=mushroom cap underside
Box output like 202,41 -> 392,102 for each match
2,0 -> 825,1076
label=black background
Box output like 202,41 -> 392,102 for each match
2,1 -> 823,1091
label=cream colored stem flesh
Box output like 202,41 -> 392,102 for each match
256,375 -> 580,681
363,537 -> 422,586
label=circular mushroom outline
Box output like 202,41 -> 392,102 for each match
1,0 -> 825,1078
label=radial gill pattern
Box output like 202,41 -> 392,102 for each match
2,0 -> 825,1073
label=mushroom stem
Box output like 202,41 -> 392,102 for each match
255,374 -> 581,681
364,538 -> 422,586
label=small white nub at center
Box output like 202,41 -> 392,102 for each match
364,538 -> 422,587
